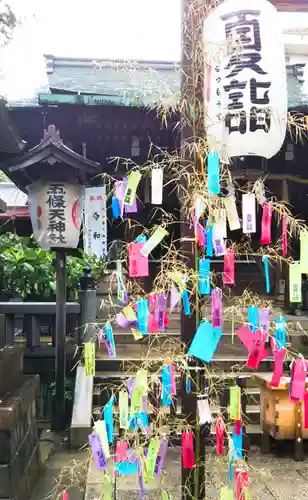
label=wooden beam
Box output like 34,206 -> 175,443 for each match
270,0 -> 308,12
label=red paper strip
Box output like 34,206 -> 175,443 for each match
304,391 -> 308,429
62,492 -> 69,500
282,214 -> 288,257
196,222 -> 205,247
164,312 -> 170,328
223,249 -> 235,285
181,431 -> 195,469
270,339 -> 286,387
289,358 -> 308,402
128,242 -> 149,278
234,420 -> 241,436
215,417 -> 224,456
260,202 -> 272,245
115,441 -> 128,462
235,470 -> 249,500
245,330 -> 270,369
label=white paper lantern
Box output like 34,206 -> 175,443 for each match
204,0 -> 287,159
28,182 -> 83,250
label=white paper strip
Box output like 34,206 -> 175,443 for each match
212,223 -> 226,256
83,186 -> 107,258
151,168 -> 163,205
224,196 -> 241,231
197,398 -> 212,424
242,193 -> 256,234
214,208 -> 227,238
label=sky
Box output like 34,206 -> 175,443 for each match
0,0 -> 308,101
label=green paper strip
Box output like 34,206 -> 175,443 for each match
162,490 -> 169,500
130,386 -> 143,417
229,386 -> 241,420
119,390 -> 129,430
123,171 -> 141,206
145,437 -> 161,482
136,369 -> 148,392
220,486 -> 234,500
103,472 -> 113,500
84,342 -> 95,376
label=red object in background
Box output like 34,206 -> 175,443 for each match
71,200 -> 80,229
260,202 -> 272,245
223,249 -> 235,285
62,492 -> 69,500
215,417 -> 224,456
181,431 -> 195,469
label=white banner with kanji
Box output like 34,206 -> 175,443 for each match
83,186 -> 107,258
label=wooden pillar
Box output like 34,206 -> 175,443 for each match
180,1 -> 207,499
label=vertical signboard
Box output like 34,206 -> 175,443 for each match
83,186 -> 108,258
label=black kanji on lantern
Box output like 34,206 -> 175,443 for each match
220,8 -> 272,136
46,183 -> 67,245
221,9 -> 262,52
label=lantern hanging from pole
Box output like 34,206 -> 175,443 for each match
203,0 -> 287,159
28,181 -> 83,250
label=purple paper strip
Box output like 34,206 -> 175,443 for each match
104,339 -> 116,358
88,433 -> 107,470
117,313 -> 130,329
127,377 -> 136,399
154,439 -> 169,477
211,288 -> 222,329
258,308 -> 270,332
138,459 -> 145,500
141,394 -> 148,412
158,294 -> 166,332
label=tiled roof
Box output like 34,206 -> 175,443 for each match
0,183 -> 27,207
43,55 -> 308,109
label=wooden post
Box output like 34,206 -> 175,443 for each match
180,0 -> 206,498
53,249 -> 67,431
79,266 -> 97,344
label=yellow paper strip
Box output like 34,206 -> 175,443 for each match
145,437 -> 161,482
300,231 -> 308,273
224,195 -> 241,231
131,328 -> 143,340
94,420 -> 110,459
84,342 -> 95,376
229,386 -> 241,420
119,390 -> 129,430
123,171 -> 141,206
123,305 -> 137,322
140,226 -> 168,257
289,262 -> 302,303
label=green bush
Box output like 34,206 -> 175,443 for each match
0,233 -> 107,299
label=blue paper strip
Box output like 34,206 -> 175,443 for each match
112,196 -> 121,218
232,427 -> 243,460
129,412 -> 149,432
198,258 -> 211,295
275,316 -> 286,349
188,322 -> 222,363
205,221 -> 213,257
115,461 -> 138,476
161,364 -> 172,406
207,152 -> 220,195
263,256 -> 270,294
136,235 -> 147,243
137,299 -> 149,334
248,306 -> 258,333
182,290 -> 191,316
186,371 -> 191,393
104,323 -> 116,356
103,396 -> 115,444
